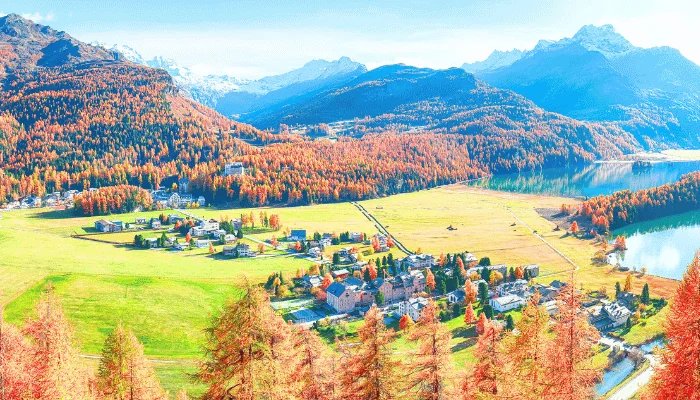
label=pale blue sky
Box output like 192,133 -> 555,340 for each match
2,0 -> 699,78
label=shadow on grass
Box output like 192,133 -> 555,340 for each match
29,209 -> 76,220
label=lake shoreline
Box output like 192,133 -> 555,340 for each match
599,150 -> 700,164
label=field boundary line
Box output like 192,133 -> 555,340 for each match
350,202 -> 412,256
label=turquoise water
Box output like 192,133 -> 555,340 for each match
595,357 -> 636,396
610,210 -> 700,280
467,161 -> 700,198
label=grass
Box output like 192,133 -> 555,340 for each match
619,306 -> 669,346
5,274 -> 241,358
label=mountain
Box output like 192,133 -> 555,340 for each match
0,14 -> 122,77
0,14 -> 263,196
95,41 -> 367,114
218,58 -> 367,118
245,64 -> 640,168
461,49 -> 524,73
470,24 -> 700,149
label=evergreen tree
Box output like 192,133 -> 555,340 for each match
482,304 -> 494,320
376,291 -> 385,306
478,282 -> 489,305
615,282 -> 622,299
641,283 -> 650,305
481,267 -> 492,283
505,315 -> 514,331
479,257 -> 491,266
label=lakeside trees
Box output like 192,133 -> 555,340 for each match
582,171 -> 700,231
646,252 -> 700,399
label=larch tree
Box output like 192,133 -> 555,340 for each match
405,300 -> 454,399
341,305 -> 400,400
426,269 -> 436,292
646,253 -> 700,399
289,326 -> 330,400
624,273 -> 632,292
499,291 -> 553,399
97,323 -> 167,400
22,284 -> 90,399
0,300 -> 32,400
546,280 -> 602,400
175,389 -> 189,400
463,280 -> 477,304
399,314 -> 414,332
196,284 -> 295,400
463,316 -> 503,398
464,302 -> 476,325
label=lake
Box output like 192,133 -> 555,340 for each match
467,161 -> 700,198
595,357 -> 636,397
610,210 -> 700,280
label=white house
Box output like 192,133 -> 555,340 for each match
490,295 -> 525,313
189,226 -> 205,237
194,239 -> 210,248
398,297 -> 429,322
403,254 -> 435,270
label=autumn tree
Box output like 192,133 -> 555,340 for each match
624,273 -> 632,292
464,301 -> 476,325
97,323 -> 166,399
341,305 -> 400,399
0,297 -> 32,399
426,269 -> 436,292
405,300 -> 454,399
399,314 -> 414,332
569,221 -> 579,235
290,326 -> 331,400
196,284 -> 295,399
647,253 -> 700,398
465,316 -> 503,397
464,280 -> 477,304
499,291 -> 553,399
546,280 -> 602,399
22,284 -> 90,399
321,273 -> 333,290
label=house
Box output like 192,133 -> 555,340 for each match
231,218 -> 243,230
236,243 -> 255,257
319,237 -> 332,247
223,246 -> 237,257
543,300 -> 559,316
616,292 -> 638,310
550,280 -> 567,289
223,234 -> 237,244
490,295 -> 525,313
168,193 -> 181,208
448,288 -> 466,304
194,239 -> 210,248
331,269 -> 350,279
496,279 -> 529,297
112,221 -> 124,231
589,301 -> 631,331
338,247 -> 354,257
168,214 -> 184,223
463,252 -> 478,263
135,217 -> 147,224
94,219 -> 116,233
189,226 -> 205,237
350,232 -> 363,242
524,264 -> 540,278
179,194 -> 194,206
150,219 -> 161,229
403,254 -> 435,270
224,162 -> 246,176
529,284 -> 560,303
302,275 -> 323,289
199,219 -> 220,233
308,247 -> 322,258
384,270 -> 426,303
174,243 -> 189,251
289,229 -> 307,241
212,229 -> 227,239
398,297 -> 429,322
197,196 -> 207,206
327,281 -> 359,313
145,238 -> 159,248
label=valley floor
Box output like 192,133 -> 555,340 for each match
0,184 -> 679,397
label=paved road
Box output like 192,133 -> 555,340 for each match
350,201 -> 412,256
608,354 -> 658,400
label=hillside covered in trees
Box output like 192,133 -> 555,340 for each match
0,14 -> 645,208
581,171 -> 700,231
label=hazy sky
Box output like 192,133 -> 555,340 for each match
2,0 -> 699,79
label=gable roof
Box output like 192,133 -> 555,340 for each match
327,282 -> 348,297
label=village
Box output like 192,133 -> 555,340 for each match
87,205 -> 659,346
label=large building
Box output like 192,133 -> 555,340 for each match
325,270 -> 427,313
398,297 -> 429,322
403,254 -> 435,270
224,162 -> 246,176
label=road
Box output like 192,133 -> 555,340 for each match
350,201 -> 413,256
502,206 -> 580,277
599,335 -> 659,400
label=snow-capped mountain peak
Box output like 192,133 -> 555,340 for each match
461,49 -> 524,73
570,24 -> 634,57
90,42 -> 148,65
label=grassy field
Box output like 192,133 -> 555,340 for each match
0,184 -> 682,397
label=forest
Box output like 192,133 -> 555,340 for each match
581,171 -> 700,231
